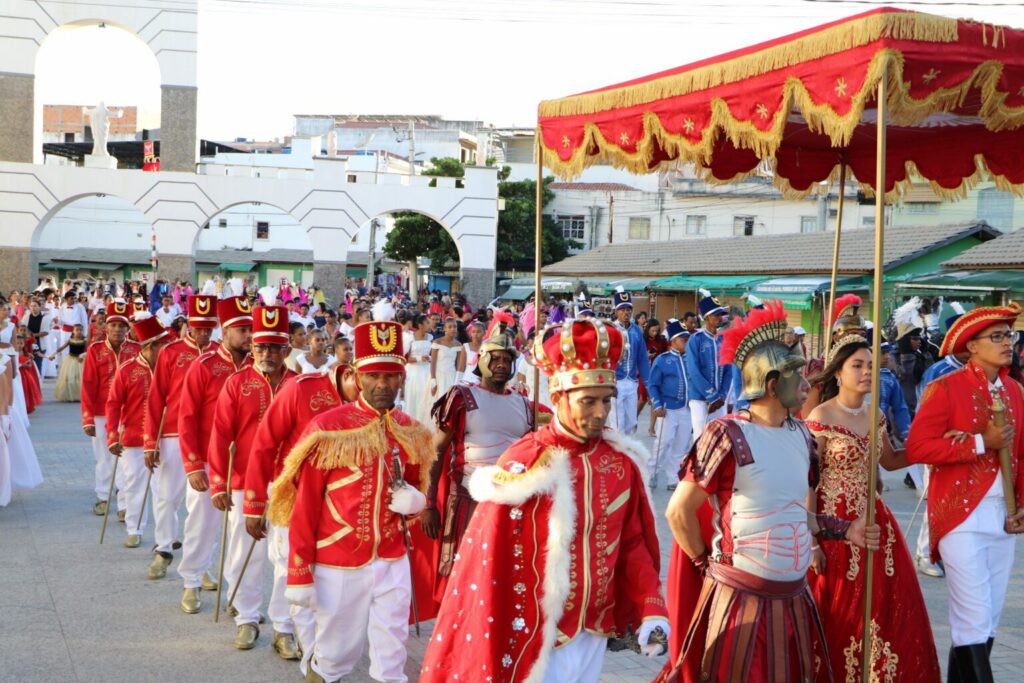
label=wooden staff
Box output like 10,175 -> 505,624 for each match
99,441 -> 120,545
823,159 -> 848,361
860,70 -> 888,683
134,407 -> 167,534
227,514 -> 264,611
992,393 -> 1019,529
214,442 -> 236,623
532,134 -> 543,432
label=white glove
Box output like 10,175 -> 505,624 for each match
388,484 -> 427,516
285,585 -> 317,609
638,618 -> 671,657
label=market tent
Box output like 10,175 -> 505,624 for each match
538,8 -> 1024,200
650,274 -> 767,296
752,275 -> 866,309
218,263 -> 255,272
893,269 -> 1024,298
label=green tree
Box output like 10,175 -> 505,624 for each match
382,157 -> 464,269
497,174 -> 579,269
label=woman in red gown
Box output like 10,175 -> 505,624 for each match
806,335 -> 940,683
15,333 -> 41,414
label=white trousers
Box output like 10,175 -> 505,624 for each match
225,489 -> 269,627
914,466 -> 932,561
311,558 -> 411,683
92,418 -> 127,510
938,495 -> 1016,646
688,400 -> 725,439
153,437 -> 186,554
541,632 -> 607,683
650,406 -> 692,486
611,378 -> 639,435
177,481 -> 221,589
120,447 -> 150,536
270,523 -> 316,671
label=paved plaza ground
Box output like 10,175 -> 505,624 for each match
2,380 -> 1024,682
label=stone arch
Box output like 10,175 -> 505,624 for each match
350,208 -> 467,267
192,199 -> 314,254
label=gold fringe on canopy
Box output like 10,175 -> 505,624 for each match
267,415 -> 434,527
540,51 -> 1024,200
537,10 -> 959,119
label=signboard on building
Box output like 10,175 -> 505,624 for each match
143,140 -> 160,172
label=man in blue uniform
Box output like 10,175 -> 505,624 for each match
610,286 -> 650,435
647,319 -> 691,491
685,291 -> 729,438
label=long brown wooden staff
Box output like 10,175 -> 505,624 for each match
134,407 -> 167,534
214,442 -> 236,623
992,393 -> 1020,531
226,513 -> 264,611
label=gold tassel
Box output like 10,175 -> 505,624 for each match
267,416 -> 434,527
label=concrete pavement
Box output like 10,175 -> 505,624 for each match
2,381 -> 1023,681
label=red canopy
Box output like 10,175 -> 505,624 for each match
538,8 -> 1024,199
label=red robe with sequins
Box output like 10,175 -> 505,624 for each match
419,422 -> 667,683
906,362 -> 1024,562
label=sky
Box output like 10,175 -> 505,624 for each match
33,0 -> 1024,141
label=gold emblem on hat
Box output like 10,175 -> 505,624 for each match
237,298 -> 252,313
196,298 -> 211,314
369,324 -> 397,353
261,309 -> 278,327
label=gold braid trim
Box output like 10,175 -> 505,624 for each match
267,416 -> 434,527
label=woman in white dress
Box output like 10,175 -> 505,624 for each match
430,317 -> 465,403
460,321 -> 484,385
404,314 -> 434,427
295,328 -> 333,374
0,352 -> 41,504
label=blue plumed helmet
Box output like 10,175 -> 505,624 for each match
612,286 -> 633,310
574,291 -> 593,317
697,288 -> 728,319
665,318 -> 690,341
944,301 -> 966,331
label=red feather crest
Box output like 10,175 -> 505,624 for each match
830,294 -> 862,327
719,300 -> 787,366
486,309 -> 515,338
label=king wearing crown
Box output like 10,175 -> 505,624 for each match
420,317 -> 669,683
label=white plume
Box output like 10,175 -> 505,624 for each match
201,278 -> 218,296
223,277 -> 245,298
133,310 -> 153,321
258,286 -> 280,305
372,298 -> 396,322
950,301 -> 966,316
699,288 -> 711,298
893,297 -> 925,339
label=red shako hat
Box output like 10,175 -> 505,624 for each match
217,296 -> 253,329
252,305 -> 290,345
106,300 -> 131,324
939,303 -> 1021,357
534,318 -> 623,393
188,295 -> 218,329
131,315 -> 171,346
352,321 -> 406,373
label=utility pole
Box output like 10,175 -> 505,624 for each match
367,218 -> 378,288
607,194 -> 615,245
408,119 -> 415,176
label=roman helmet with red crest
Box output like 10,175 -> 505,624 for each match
474,309 -> 518,379
829,294 -> 867,338
720,300 -> 806,405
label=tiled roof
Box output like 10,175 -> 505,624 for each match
544,221 -> 1000,276
942,228 -> 1024,268
548,182 -> 640,192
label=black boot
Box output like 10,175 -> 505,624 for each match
985,637 -> 994,655
951,644 -> 994,683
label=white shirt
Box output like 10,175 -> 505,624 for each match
155,305 -> 182,328
296,352 -> 332,374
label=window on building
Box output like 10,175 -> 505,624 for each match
557,215 -> 585,240
64,132 -> 75,144
218,218 -> 228,228
685,215 -> 707,235
862,216 -> 875,228
977,187 -> 1014,231
800,216 -> 819,233
733,215 -> 755,236
256,221 -> 270,240
347,174 -> 357,183
906,202 -> 939,214
628,216 -> 651,240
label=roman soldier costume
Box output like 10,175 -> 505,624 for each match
659,302 -> 863,683
175,296 -> 253,612
244,362 -> 350,674
421,317 -> 668,683
104,315 -> 171,547
427,312 -> 535,602
81,301 -> 140,516
906,303 -> 1024,681
208,305 -> 295,651
142,294 -> 219,579
269,320 -> 434,683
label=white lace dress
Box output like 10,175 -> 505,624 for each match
431,342 -> 462,403
404,337 -> 434,427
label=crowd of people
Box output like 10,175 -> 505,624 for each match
1,272 -> 1023,683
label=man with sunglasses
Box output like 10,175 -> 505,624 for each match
907,303 -> 1024,683
208,305 -> 296,652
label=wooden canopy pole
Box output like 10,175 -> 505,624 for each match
860,68 -> 888,683
823,158 -> 848,360
532,135 -> 543,430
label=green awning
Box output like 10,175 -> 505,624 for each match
346,266 -> 367,278
650,274 -> 767,296
498,285 -> 534,301
41,261 -> 123,272
752,276 -> 866,310
218,262 -> 255,272
895,270 -> 1024,295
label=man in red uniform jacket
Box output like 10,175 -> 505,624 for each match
420,318 -> 669,683
142,294 -> 218,580
907,303 -> 1024,682
208,305 -> 296,653
243,362 -> 358,676
175,295 -> 252,615
81,301 -> 140,517
105,315 -> 172,548
268,321 -> 434,683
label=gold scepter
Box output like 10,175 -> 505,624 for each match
992,393 -> 1019,531
214,441 -> 236,623
134,408 -> 167,535
390,447 -> 420,638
